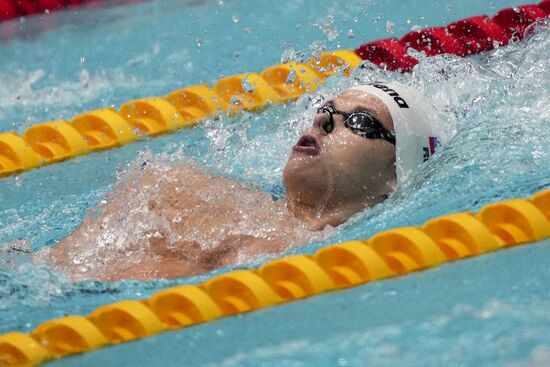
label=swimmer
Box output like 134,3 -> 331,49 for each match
41,82 -> 442,281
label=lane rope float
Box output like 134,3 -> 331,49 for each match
0,188 -> 549,366
1,3 -> 550,366
0,0 -> 147,22
1,1 -> 548,178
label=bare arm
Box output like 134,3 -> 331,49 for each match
45,163 -> 302,281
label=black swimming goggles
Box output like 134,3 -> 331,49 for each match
316,105 -> 396,145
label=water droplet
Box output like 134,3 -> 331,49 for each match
241,76 -> 255,93
309,41 -> 326,58
320,15 -> 339,41
281,44 -> 297,63
285,69 -> 297,84
386,20 -> 394,34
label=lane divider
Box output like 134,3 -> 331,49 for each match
1,2 -> 548,178
1,188 -> 549,366
0,51 -> 360,178
1,3 -> 550,365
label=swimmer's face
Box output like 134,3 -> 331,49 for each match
283,90 -> 396,209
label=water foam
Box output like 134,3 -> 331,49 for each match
1,15 -> 550,362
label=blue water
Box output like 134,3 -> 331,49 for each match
52,239 -> 550,367
0,0 -> 549,366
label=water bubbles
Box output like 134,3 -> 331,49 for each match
386,20 -> 394,34
243,27 -> 253,34
241,76 -> 255,93
320,15 -> 339,41
406,47 -> 428,62
281,44 -> 298,63
309,41 -> 326,58
231,15 -> 239,23
234,51 -> 240,58
195,38 -> 203,47
285,69 -> 297,84
347,29 -> 355,39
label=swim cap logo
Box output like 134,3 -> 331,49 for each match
371,83 -> 410,109
422,137 -> 442,162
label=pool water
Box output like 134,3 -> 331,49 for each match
1,0 -> 550,366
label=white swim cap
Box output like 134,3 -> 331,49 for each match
348,82 -> 443,184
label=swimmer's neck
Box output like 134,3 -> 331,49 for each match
285,195 -> 386,231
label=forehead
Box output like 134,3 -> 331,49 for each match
329,90 -> 394,132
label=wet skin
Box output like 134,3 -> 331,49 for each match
43,90 -> 397,281
284,90 -> 396,229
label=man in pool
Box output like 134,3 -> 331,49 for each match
44,82 -> 442,281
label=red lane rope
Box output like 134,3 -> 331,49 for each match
446,15 -> 509,54
0,0 -> 146,21
354,1 -> 550,71
2,0 -> 549,65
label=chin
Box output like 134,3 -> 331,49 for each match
283,156 -> 328,201
284,154 -> 317,181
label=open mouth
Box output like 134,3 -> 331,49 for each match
293,135 -> 320,155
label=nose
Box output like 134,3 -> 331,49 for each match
313,112 -> 334,135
